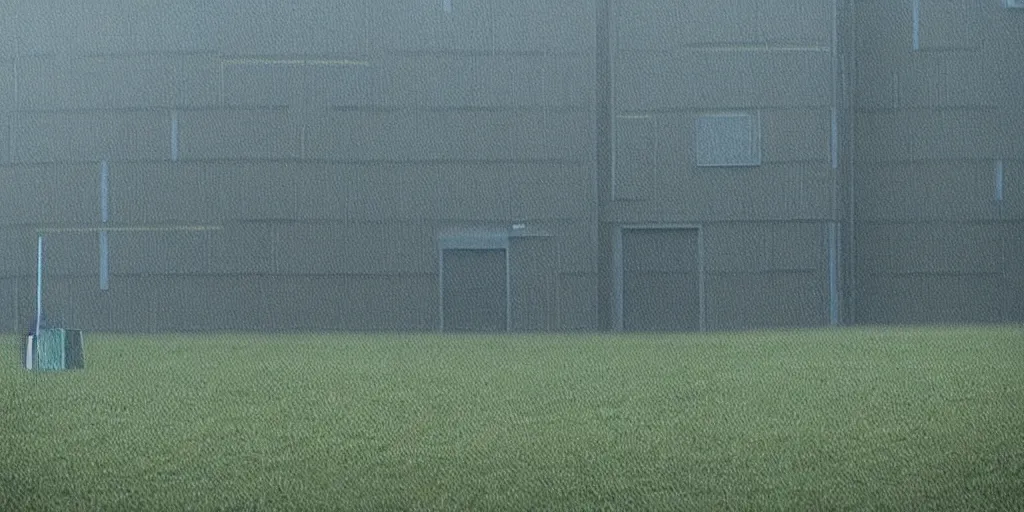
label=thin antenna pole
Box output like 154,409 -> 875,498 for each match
29,235 -> 43,369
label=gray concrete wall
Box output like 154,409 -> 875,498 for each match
606,0 -> 842,330
0,1 -> 597,332
852,0 -> 1024,324
0,1 -> 1019,332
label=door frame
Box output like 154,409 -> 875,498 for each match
438,233 -> 510,332
613,224 -> 705,332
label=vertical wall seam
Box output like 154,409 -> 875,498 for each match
170,110 -> 179,162
99,160 -> 109,291
912,0 -> 921,51
994,159 -> 1004,202
596,0 -> 613,330
10,58 -> 16,163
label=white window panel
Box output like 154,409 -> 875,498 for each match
695,112 -> 761,167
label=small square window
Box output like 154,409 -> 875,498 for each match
695,112 -> 761,167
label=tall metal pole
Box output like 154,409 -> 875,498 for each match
28,235 -> 43,370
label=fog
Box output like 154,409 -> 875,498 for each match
1,1 -> 1021,333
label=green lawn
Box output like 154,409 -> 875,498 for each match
1,326 -> 1022,510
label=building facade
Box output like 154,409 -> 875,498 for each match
0,1 -> 1020,332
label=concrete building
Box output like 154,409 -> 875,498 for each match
0,1 -> 1020,332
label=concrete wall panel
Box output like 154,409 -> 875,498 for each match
492,0 -> 595,52
215,0 -> 372,56
856,222 -> 1007,275
616,1 -> 760,49
706,271 -> 826,330
179,108 -> 299,161
0,119 -> 9,165
26,272 -> 441,332
292,163 -> 349,221
915,0 -> 974,51
207,223 -> 275,275
212,162 -> 302,221
0,227 -> 37,277
473,55 -> 594,107
558,272 -> 599,330
14,55 -> 60,111
0,165 -> 49,224
12,112 -> 58,163
63,54 -> 219,109
704,221 -> 825,273
553,221 -> 597,273
271,221 -> 437,276
109,230 -> 215,275
214,2 -> 306,56
301,0 -> 370,56
760,108 -> 831,164
899,54 -> 996,109
308,108 -> 590,163
308,63 -> 374,108
274,222 -> 385,275
128,3 -> 220,54
146,275 -> 267,331
512,110 -> 592,161
615,0 -> 829,48
0,59 -> 13,112
304,110 -> 377,161
38,231 -> 99,277
510,236 -> 558,331
0,164 -> 98,226
615,0 -> 832,48
37,275 -> 145,331
389,110 -> 510,162
653,163 -> 834,222
612,116 -> 657,201
991,47 -> 1024,115
510,164 -> 593,221
855,59 -> 899,111
614,49 -> 831,111
856,1 -> 912,61
46,163 -> 101,226
265,274 -> 437,331
224,60 -> 373,109
438,165 -> 510,222
380,55 -> 478,108
385,222 -> 438,274
0,278 -> 19,330
223,62 -> 305,108
371,1 -> 492,53
761,0 -> 832,44
856,273 -> 1008,325
0,3 -> 60,57
854,110 -> 1005,163
854,161 -> 1006,221
110,162 -> 219,225
12,110 -> 169,163
59,0 -> 133,55
346,164 -> 440,221
1002,160 -> 1024,219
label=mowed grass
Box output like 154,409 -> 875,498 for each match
1,326 -> 1023,510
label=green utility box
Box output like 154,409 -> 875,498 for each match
24,329 -> 85,371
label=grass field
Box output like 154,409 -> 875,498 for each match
1,326 -> 1022,510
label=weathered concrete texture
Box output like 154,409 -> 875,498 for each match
0,1 -> 1019,331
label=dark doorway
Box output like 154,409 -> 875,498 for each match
442,249 -> 507,332
621,228 -> 701,331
